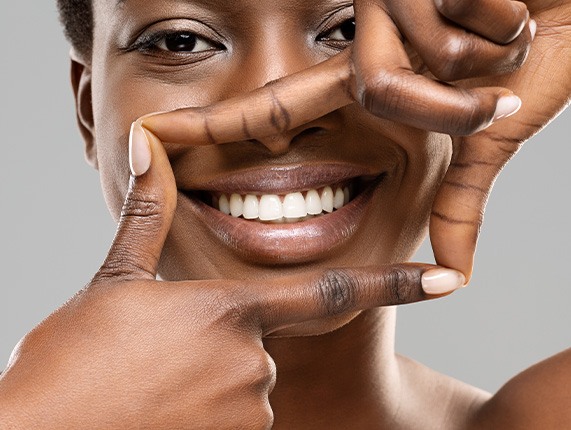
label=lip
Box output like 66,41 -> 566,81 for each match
183,163 -> 380,195
178,172 -> 386,264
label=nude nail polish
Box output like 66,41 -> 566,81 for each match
422,268 -> 466,295
493,95 -> 522,122
129,121 -> 151,177
529,19 -> 537,40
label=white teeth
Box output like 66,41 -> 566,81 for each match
230,193 -> 243,217
321,186 -> 334,213
259,195 -> 283,221
283,192 -> 307,218
214,184 -> 353,222
305,189 -> 322,215
243,195 -> 259,219
334,188 -> 345,210
219,194 -> 231,215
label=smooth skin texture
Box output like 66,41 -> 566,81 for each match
1,0 -> 571,429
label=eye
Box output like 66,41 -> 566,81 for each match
126,27 -> 224,57
320,18 -> 356,42
156,32 -> 216,53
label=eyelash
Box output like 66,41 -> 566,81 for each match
128,17 -> 355,56
127,30 -> 222,54
319,18 -> 356,45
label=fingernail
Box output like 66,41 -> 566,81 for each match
493,95 -> 522,122
129,121 -> 151,177
422,268 -> 466,295
529,19 -> 537,40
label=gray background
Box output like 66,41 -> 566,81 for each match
1,2 -> 569,393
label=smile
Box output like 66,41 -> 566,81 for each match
178,164 -> 388,264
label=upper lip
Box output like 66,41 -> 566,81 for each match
181,163 -> 383,195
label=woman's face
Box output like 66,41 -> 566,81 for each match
88,0 -> 451,334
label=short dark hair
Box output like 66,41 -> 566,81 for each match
57,0 -> 93,57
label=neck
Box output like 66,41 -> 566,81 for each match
264,307 -> 400,429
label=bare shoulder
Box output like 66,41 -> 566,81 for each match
397,349 -> 571,429
468,348 -> 571,430
395,354 -> 491,430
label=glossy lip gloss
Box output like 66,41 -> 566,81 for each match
179,174 -> 385,264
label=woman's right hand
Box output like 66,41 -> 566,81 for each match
0,123 -> 462,429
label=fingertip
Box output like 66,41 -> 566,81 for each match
493,94 -> 522,122
421,268 -> 466,295
129,121 -> 152,177
529,19 -> 537,41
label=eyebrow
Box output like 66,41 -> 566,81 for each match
115,0 -> 226,8
114,0 -> 252,15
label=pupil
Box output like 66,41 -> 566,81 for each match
340,19 -> 355,40
165,33 -> 197,52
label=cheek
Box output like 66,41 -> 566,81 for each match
90,64 -> 225,221
352,117 -> 452,263
391,131 -> 452,258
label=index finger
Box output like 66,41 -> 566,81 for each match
434,0 -> 530,44
141,49 -> 354,145
249,264 -> 465,335
142,40 -> 520,146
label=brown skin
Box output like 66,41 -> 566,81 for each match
1,0 -> 570,429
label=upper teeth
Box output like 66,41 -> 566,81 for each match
213,185 -> 351,222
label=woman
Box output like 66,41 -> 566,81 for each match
1,0 -> 570,428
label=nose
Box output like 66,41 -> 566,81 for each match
221,23 -> 334,155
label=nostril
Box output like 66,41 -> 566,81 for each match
252,127 -> 328,154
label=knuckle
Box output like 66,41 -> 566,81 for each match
246,397 -> 274,430
434,0 -> 469,20
122,186 -> 164,220
453,92 -> 495,135
94,245 -> 158,282
432,36 -> 470,81
205,284 -> 261,331
315,269 -> 358,316
247,350 -> 277,394
268,90 -> 292,133
479,129 -> 524,161
383,265 -> 423,304
209,294 -> 250,329
95,251 -> 152,281
357,69 -> 405,117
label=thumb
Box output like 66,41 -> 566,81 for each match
93,122 -> 177,283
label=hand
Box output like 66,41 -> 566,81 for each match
429,0 -> 571,279
0,123 -> 464,429
352,0 -> 534,134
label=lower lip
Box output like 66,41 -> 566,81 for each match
179,176 -> 384,264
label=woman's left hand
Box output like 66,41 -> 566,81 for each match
428,0 -> 571,279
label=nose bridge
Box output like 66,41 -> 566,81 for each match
239,19 -> 313,92
225,20 -> 321,154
